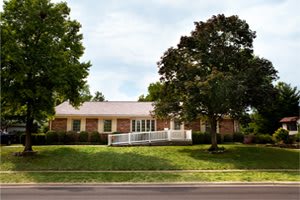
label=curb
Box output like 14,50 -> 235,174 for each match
1,182 -> 300,188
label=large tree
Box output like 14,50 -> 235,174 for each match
249,82 -> 300,134
1,0 -> 91,153
154,14 -> 277,151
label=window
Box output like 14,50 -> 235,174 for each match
131,119 -> 155,132
103,120 -> 112,132
174,120 -> 181,130
287,123 -> 297,131
72,120 -> 81,132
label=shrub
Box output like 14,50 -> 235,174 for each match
79,131 -> 89,142
192,131 -> 221,144
295,133 -> 300,143
65,131 -> 78,144
57,131 -> 66,144
223,134 -> 233,143
233,132 -> 244,143
99,133 -> 108,145
254,134 -> 274,144
46,131 -> 59,144
243,134 -> 255,144
273,128 -> 289,144
90,131 -> 100,143
34,133 -> 46,145
21,133 -> 46,145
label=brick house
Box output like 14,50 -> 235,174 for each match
50,101 -> 239,135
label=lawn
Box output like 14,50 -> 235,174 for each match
1,144 -> 299,183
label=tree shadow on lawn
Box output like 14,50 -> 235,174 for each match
179,145 -> 300,169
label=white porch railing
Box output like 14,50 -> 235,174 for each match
108,130 -> 192,146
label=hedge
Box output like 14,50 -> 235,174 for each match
21,133 -> 46,146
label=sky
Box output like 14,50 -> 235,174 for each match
1,0 -> 299,100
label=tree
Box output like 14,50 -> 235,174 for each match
93,91 -> 105,101
80,84 -> 93,102
154,14 -> 277,151
1,0 -> 91,153
138,82 -> 163,102
249,82 -> 300,134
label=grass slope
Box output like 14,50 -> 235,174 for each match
1,144 -> 299,171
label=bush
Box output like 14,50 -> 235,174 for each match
21,133 -> 46,145
273,128 -> 289,144
65,131 -> 78,144
100,134 -> 108,145
57,131 -> 66,144
233,132 -> 244,143
90,131 -> 100,143
295,133 -> 300,142
254,134 -> 274,144
46,131 -> 59,144
223,134 -> 233,143
192,131 -> 221,144
79,131 -> 88,142
243,134 -> 255,144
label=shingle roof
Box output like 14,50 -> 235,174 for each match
55,101 -> 154,117
279,116 -> 299,123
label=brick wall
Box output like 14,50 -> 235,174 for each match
117,119 -> 131,133
219,119 -> 234,134
156,119 -> 170,131
86,118 -> 98,132
51,118 -> 67,132
184,120 -> 200,131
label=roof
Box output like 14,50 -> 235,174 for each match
55,101 -> 154,117
279,116 -> 299,123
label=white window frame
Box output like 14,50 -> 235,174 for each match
131,119 -> 156,132
103,119 -> 112,133
72,119 -> 81,132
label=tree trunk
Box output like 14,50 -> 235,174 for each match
209,117 -> 218,151
24,106 -> 34,152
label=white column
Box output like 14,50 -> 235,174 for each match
80,118 -> 86,132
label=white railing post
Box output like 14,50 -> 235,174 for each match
108,134 -> 112,146
167,129 -> 171,141
128,133 -> 131,144
186,130 -> 192,140
148,132 -> 151,143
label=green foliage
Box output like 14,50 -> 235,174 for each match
46,131 -> 59,145
154,14 -> 277,150
65,131 -> 78,144
249,82 -> 300,135
79,84 -> 93,102
232,132 -> 244,143
223,134 -> 233,143
1,0 -> 91,151
138,82 -> 163,102
90,131 -> 100,143
273,128 -> 289,144
79,131 -> 88,142
254,134 -> 274,144
92,91 -> 105,102
21,133 -> 46,145
192,131 -> 221,144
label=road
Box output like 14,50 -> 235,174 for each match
1,184 -> 299,200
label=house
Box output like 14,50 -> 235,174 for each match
50,101 -> 239,136
279,116 -> 300,135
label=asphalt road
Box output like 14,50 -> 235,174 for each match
1,184 -> 299,200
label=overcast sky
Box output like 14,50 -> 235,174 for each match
2,0 -> 299,100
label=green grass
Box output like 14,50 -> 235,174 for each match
1,144 -> 299,183
1,144 -> 299,171
1,172 -> 299,183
